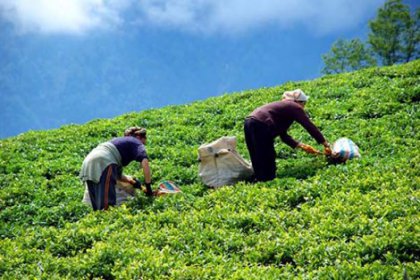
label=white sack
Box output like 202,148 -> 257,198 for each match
198,136 -> 254,188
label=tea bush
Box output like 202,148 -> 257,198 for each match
0,60 -> 419,279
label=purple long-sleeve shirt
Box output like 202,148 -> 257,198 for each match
110,136 -> 148,167
248,100 -> 325,148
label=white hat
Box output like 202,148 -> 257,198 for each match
282,89 -> 309,102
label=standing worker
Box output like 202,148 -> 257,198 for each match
244,89 -> 332,182
80,127 -> 153,210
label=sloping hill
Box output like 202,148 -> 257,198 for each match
0,60 -> 419,279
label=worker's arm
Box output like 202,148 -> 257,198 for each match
141,158 -> 153,196
322,141 -> 332,155
279,132 -> 299,148
297,142 -> 320,154
297,141 -> 332,156
294,107 -> 334,156
294,107 -> 326,145
120,174 -> 136,185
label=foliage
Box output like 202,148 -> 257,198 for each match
322,39 -> 376,75
322,0 -> 419,74
0,60 -> 419,279
368,0 -> 420,65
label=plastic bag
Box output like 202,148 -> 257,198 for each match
155,180 -> 182,196
330,137 -> 361,163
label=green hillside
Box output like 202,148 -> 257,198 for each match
1,60 -> 419,279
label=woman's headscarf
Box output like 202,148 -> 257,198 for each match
282,89 -> 309,102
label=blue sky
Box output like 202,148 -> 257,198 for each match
0,0 -> 418,139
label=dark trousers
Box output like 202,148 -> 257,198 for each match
87,164 -> 118,210
244,118 -> 276,182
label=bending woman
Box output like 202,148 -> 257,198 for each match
80,127 -> 153,210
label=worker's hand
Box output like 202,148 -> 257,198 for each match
298,143 -> 320,155
323,142 -> 332,156
131,178 -> 142,189
121,175 -> 136,185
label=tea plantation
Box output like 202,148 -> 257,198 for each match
0,60 -> 419,279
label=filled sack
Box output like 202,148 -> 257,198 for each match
198,136 -> 254,188
331,137 -> 361,162
82,177 -> 135,207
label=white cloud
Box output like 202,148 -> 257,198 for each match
136,0 -> 385,35
0,0 -> 130,34
0,0 -> 384,35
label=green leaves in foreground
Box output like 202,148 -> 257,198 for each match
0,60 -> 419,279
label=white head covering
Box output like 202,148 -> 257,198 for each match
282,89 -> 309,102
